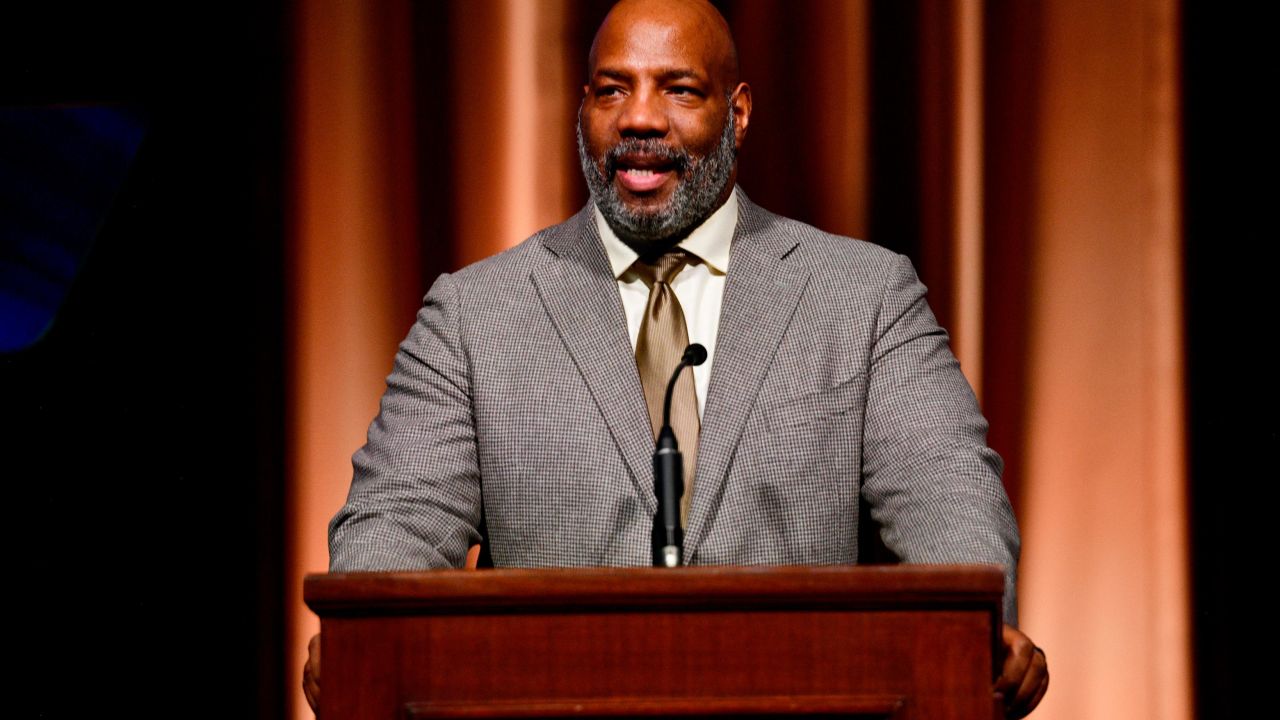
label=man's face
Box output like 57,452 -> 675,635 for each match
578,8 -> 748,253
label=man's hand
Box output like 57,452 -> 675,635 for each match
303,633 -> 321,714
997,625 -> 1049,718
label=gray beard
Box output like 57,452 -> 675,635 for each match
577,104 -> 737,256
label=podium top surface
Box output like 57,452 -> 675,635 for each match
305,564 -> 1004,616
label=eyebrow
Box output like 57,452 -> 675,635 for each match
592,67 -> 707,84
657,68 -> 706,83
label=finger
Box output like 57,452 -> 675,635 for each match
309,633 -> 322,682
1006,676 -> 1048,719
303,683 -> 318,714
1027,665 -> 1050,711
303,664 -> 320,713
997,653 -> 1030,695
996,627 -> 1033,694
305,632 -> 322,713
1010,650 -> 1046,713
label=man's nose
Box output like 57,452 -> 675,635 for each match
616,89 -> 669,138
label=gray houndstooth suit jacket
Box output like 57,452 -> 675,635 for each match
329,189 -> 1021,623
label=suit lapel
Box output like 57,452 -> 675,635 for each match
684,195 -> 810,558
532,209 -> 658,514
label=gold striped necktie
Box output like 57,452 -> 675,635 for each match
631,250 -> 700,526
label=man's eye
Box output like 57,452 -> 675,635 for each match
597,86 -> 624,98
667,86 -> 704,99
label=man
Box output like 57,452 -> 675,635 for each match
308,0 -> 1048,716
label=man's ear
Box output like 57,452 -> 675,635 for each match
730,82 -> 752,149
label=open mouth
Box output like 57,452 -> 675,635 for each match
616,165 -> 674,192
607,147 -> 684,194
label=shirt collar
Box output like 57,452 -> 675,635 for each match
595,188 -> 738,279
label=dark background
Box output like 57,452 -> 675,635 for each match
1,2 -> 287,716
0,1 -> 1270,717
1182,2 -> 1272,717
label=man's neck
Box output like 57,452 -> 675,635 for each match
596,188 -> 738,279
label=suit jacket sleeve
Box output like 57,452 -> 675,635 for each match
859,254 -> 1021,625
328,272 -> 483,571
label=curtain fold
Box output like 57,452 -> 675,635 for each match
287,3 -> 1189,718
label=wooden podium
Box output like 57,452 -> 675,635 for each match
305,565 -> 1004,719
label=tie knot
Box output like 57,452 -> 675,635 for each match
632,250 -> 692,286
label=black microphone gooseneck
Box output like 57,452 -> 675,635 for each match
652,343 -> 708,568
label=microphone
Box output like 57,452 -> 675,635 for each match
652,343 -> 707,568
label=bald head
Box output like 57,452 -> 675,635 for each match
589,0 -> 739,88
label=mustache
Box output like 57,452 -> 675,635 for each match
603,138 -> 690,177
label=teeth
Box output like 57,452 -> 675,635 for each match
627,169 -> 656,176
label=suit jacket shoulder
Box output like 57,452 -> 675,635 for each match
735,194 -> 909,291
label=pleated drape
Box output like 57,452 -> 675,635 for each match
287,3 -> 1188,718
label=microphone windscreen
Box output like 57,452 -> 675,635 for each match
683,343 -> 708,366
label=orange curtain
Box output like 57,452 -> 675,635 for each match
287,1 -> 423,718
287,2 -> 1189,718
984,0 -> 1189,717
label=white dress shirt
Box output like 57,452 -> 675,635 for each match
594,191 -> 738,419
